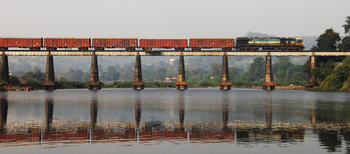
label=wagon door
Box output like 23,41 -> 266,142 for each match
124,39 -> 129,47
221,39 -> 226,47
3,38 -> 8,47
77,39 -> 81,47
28,39 -> 33,47
52,39 -> 58,47
100,39 -> 106,47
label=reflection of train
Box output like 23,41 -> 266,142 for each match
0,37 -> 304,51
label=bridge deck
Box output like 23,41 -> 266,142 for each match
1,50 -> 350,56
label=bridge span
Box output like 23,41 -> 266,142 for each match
0,50 -> 349,90
1,50 -> 350,56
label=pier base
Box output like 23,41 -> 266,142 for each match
219,81 -> 232,90
88,81 -> 102,90
132,81 -> 145,90
42,81 -> 56,90
262,82 -> 276,90
176,81 -> 188,90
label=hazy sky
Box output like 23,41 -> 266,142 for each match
1,0 -> 349,38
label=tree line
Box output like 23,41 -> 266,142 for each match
302,16 -> 350,91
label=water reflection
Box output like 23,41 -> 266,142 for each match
45,97 -> 53,131
178,92 -> 185,131
0,89 -> 349,153
90,97 -> 97,129
0,95 -> 8,132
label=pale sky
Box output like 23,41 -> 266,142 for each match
1,0 -> 349,38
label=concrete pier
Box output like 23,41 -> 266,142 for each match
262,54 -> 276,90
305,55 -> 317,88
219,53 -> 232,90
87,53 -> 101,90
176,53 -> 188,90
132,52 -> 144,90
42,53 -> 56,90
0,54 -> 9,83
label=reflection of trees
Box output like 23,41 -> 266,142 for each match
318,130 -> 341,152
314,101 -> 350,153
340,129 -> 350,154
315,101 -> 350,123
236,128 -> 304,143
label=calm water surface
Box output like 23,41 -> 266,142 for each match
0,88 -> 350,154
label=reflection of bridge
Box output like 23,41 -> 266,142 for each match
2,94 -> 346,147
1,50 -> 349,90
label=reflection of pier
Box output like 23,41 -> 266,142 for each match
236,97 -> 305,143
0,96 -> 8,132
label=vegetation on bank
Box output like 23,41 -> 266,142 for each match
302,16 -> 350,91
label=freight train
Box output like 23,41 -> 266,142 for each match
0,37 -> 304,51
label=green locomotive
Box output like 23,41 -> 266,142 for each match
236,37 -> 304,51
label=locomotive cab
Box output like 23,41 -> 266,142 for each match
296,38 -> 304,46
295,38 -> 304,50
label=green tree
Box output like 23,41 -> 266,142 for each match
343,16 -> 350,35
338,36 -> 350,51
143,65 -> 157,81
81,72 -> 90,82
245,57 -> 265,82
101,66 -> 120,81
316,28 -> 340,51
64,69 -> 84,81
210,62 -> 221,77
312,60 -> 336,82
9,76 -> 21,86
156,68 -> 167,81
305,28 -> 343,85
20,67 -> 45,81
229,67 -> 242,81
322,57 -> 350,90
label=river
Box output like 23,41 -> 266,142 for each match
0,88 -> 350,154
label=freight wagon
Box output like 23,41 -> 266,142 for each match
92,38 -> 138,51
190,38 -> 235,51
44,38 -> 90,51
139,39 -> 188,51
236,37 -> 304,51
0,37 -> 42,51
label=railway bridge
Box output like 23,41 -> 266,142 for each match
1,49 -> 350,90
